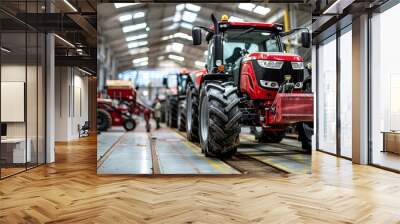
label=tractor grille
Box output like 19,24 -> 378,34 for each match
251,61 -> 304,88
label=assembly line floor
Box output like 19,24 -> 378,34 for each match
97,121 -> 311,175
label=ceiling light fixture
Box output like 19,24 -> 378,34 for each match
119,14 -> 132,22
128,41 -> 148,49
173,12 -> 182,22
238,3 -> 256,11
176,4 -> 185,11
166,42 -> 184,53
134,12 -> 145,19
185,4 -> 201,12
54,34 -> 75,48
78,67 -> 92,76
133,57 -> 148,64
182,11 -> 197,23
63,0 -> 78,12
114,3 -> 139,9
134,61 -> 148,67
180,22 -> 193,30
322,0 -> 345,14
168,54 -> 184,62
175,32 -> 192,40
228,16 -> 244,22
129,47 -> 149,55
122,23 -> 147,33
1,47 -> 11,53
253,6 -> 271,15
126,33 -> 148,42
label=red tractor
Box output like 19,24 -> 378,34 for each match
162,70 -> 189,131
105,80 -> 137,108
185,14 -> 313,158
97,98 -> 137,132
97,80 -> 139,132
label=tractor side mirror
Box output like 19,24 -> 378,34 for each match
301,32 -> 311,48
192,28 -> 202,45
162,77 -> 168,88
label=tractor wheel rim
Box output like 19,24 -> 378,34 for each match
200,95 -> 209,142
186,92 -> 192,132
126,122 -> 133,129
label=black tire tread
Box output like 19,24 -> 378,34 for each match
178,100 -> 186,131
97,108 -> 112,132
201,81 -> 241,158
186,83 -> 199,142
167,96 -> 178,128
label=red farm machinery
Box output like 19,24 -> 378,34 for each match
97,80 -> 152,132
184,14 -> 313,158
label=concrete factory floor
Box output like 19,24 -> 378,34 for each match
97,122 -> 310,175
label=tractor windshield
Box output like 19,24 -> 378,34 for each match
223,29 -> 282,65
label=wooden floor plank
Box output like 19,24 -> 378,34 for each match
0,135 -> 400,223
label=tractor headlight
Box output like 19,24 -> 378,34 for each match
294,82 -> 303,89
291,62 -> 304,70
257,60 -> 284,69
260,80 -> 279,89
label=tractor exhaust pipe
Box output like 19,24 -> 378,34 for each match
211,14 -> 223,73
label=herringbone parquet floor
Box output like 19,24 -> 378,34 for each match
1,135 -> 400,223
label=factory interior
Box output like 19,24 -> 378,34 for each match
0,1 -> 400,223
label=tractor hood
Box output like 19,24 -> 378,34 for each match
245,52 -> 303,62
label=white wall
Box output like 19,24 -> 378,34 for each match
55,67 -> 89,141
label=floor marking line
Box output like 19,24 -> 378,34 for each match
183,141 -> 228,173
149,134 -> 161,174
177,131 -> 241,174
97,132 -> 127,169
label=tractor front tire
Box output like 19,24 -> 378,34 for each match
186,83 -> 199,142
123,118 -> 137,132
199,81 -> 241,158
97,109 -> 112,132
178,100 -> 186,131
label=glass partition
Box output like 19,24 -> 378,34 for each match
370,3 -> 400,171
339,27 -> 352,158
317,35 -> 337,154
0,1 -> 46,179
1,31 -> 28,177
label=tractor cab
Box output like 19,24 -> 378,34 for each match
192,15 -> 310,95
162,69 -> 189,97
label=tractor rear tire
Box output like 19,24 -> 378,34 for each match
252,127 -> 285,143
178,100 -> 186,131
186,83 -> 199,142
199,81 -> 241,158
97,109 -> 112,132
167,96 -> 178,128
166,108 -> 170,126
123,118 -> 136,132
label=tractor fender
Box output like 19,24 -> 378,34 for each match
198,73 -> 233,89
